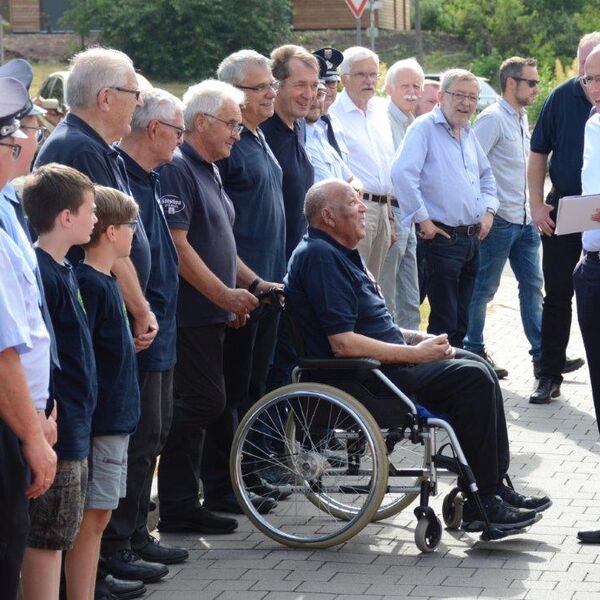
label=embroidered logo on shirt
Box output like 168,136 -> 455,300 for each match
159,195 -> 184,215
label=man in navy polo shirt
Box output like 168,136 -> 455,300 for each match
34,47 -> 166,587
157,80 -> 280,530
527,32 -> 599,403
101,89 -> 190,573
286,179 -> 551,534
216,50 -> 288,501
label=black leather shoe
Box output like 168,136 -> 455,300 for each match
204,491 -> 277,515
244,472 -> 292,501
104,549 -> 168,583
104,575 -> 146,599
529,377 -> 561,404
474,349 -> 508,379
157,506 -> 238,534
577,528 -> 600,543
132,533 -> 189,565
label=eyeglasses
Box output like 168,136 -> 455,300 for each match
316,89 -> 326,99
109,86 -> 142,100
349,71 -> 380,80
156,120 -> 184,140
582,75 -> 600,86
202,113 -> 244,136
236,81 -> 280,93
117,221 -> 138,231
0,142 -> 22,159
444,90 -> 479,104
20,125 -> 47,144
324,80 -> 339,89
512,76 -> 540,88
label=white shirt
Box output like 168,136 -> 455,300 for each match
581,112 -> 600,251
330,90 -> 395,195
0,229 -> 50,410
305,120 -> 353,183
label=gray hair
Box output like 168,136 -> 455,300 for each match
217,50 -> 272,86
440,68 -> 479,92
385,58 -> 425,89
182,79 -> 245,132
339,46 -> 379,76
579,32 -> 600,58
131,88 -> 184,131
66,47 -> 134,110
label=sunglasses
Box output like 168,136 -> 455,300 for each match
512,77 -> 539,88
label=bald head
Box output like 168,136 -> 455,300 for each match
304,179 -> 349,225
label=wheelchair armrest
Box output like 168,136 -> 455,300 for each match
297,357 -> 382,374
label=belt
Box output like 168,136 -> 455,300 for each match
432,221 -> 481,236
584,250 -> 600,262
363,192 -> 399,209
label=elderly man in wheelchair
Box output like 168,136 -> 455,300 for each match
230,179 -> 550,551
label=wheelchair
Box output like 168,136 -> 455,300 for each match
229,295 -> 516,552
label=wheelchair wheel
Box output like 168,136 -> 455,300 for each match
442,487 -> 464,530
230,383 -> 388,548
415,514 -> 442,553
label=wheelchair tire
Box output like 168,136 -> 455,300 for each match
415,515 -> 442,553
442,487 -> 464,530
230,383 -> 388,548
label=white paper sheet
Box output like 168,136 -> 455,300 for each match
555,194 -> 600,235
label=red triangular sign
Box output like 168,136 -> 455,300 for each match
344,0 -> 369,18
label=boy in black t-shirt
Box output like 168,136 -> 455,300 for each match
69,185 -> 140,598
20,163 -> 98,600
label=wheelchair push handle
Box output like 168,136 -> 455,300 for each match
255,287 -> 285,306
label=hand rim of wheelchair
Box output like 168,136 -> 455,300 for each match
230,383 -> 389,548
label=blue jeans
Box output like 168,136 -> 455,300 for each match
463,216 -> 543,359
425,230 -> 480,347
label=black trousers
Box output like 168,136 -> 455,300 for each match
158,325 -> 226,517
202,305 -> 280,498
102,369 -> 174,554
384,349 -> 509,496
0,420 -> 30,600
539,194 -> 582,382
574,254 -> 600,435
424,231 -> 480,348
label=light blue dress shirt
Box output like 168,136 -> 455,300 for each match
305,120 -> 353,183
582,113 -> 600,251
391,105 -> 498,227
0,228 -> 33,356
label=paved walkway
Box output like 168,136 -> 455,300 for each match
145,268 -> 600,600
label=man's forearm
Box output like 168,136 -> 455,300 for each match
236,256 -> 258,289
328,331 -> 417,364
112,256 -> 149,319
0,347 -> 43,443
528,151 -> 549,207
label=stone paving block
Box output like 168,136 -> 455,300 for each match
262,593 -> 336,600
328,571 -> 400,586
411,585 -> 484,597
284,569 -> 337,582
296,581 -> 370,594
275,560 -> 322,571
173,566 -> 248,580
217,592 -> 267,600
145,591 -> 221,600
242,569 -> 292,581
318,561 -> 389,576
479,588 -> 527,598
250,580 -> 301,592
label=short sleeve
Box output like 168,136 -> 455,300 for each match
158,162 -> 195,230
530,92 -> 555,154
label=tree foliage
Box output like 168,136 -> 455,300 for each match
98,0 -> 292,81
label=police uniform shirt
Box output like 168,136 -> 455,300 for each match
217,127 -> 286,282
35,113 -> 151,289
158,142 -> 237,327
261,112 -> 315,260
117,147 -> 179,372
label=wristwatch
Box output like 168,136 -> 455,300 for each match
486,207 -> 496,216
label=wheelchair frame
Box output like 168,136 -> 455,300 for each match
230,355 -> 508,553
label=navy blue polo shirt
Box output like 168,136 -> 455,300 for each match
35,113 -> 151,289
217,127 -> 286,282
285,227 -> 405,359
76,264 -> 140,436
261,113 -> 314,260
117,148 -> 179,371
36,248 -> 97,460
530,77 -> 592,198
158,142 -> 237,327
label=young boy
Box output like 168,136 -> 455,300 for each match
67,185 -> 141,599
20,163 -> 98,600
